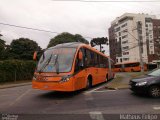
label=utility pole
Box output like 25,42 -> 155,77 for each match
137,21 -> 144,73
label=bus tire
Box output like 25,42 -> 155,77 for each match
106,74 -> 109,82
119,69 -> 121,72
131,69 -> 134,72
86,76 -> 92,89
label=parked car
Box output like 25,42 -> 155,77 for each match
130,68 -> 160,98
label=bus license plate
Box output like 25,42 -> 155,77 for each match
44,85 -> 48,89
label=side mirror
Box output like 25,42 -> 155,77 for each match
78,51 -> 83,60
33,51 -> 37,61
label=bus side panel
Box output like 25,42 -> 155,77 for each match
73,69 -> 88,91
88,67 -> 107,86
114,68 -> 122,72
95,68 -> 107,84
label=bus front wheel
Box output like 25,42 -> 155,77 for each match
86,76 -> 92,89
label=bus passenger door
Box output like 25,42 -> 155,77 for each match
74,49 -> 86,90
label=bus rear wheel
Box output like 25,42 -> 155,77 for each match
106,74 -> 109,82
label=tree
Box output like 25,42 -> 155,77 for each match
0,39 -> 5,51
0,34 -> 6,59
47,32 -> 89,48
90,37 -> 108,53
9,38 -> 41,60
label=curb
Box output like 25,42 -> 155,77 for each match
0,82 -> 31,89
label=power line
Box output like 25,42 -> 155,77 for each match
52,0 -> 160,2
0,22 -> 93,40
0,22 -> 59,34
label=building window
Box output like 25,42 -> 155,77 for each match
150,40 -> 153,43
150,35 -> 152,39
123,46 -> 129,50
119,32 -> 121,36
122,40 -> 128,44
120,58 -> 122,62
123,52 -> 129,55
122,35 -> 128,39
115,27 -> 120,32
122,29 -> 128,33
123,58 -> 129,61
121,23 -> 127,28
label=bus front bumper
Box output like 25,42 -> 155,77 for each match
32,80 -> 74,92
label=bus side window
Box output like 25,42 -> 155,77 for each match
100,55 -> 106,68
106,58 -> 109,68
99,55 -> 103,68
94,53 -> 98,67
84,49 -> 92,67
75,49 -> 84,72
90,51 -> 94,66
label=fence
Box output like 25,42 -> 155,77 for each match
0,60 -> 36,83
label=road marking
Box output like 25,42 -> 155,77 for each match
84,84 -> 106,94
153,106 -> 160,110
89,111 -> 105,120
91,90 -> 116,93
9,89 -> 31,107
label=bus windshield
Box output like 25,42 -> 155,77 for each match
37,48 -> 77,73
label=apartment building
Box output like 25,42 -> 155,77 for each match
108,13 -> 160,64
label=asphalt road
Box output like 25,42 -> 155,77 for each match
0,75 -> 160,120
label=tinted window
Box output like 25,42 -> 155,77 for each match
148,69 -> 160,77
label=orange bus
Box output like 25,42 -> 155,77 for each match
32,42 -> 115,92
114,62 -> 147,72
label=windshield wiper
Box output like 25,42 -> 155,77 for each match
54,55 -> 59,74
38,54 -> 53,73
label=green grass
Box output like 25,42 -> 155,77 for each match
126,72 -> 147,78
105,72 -> 147,89
106,75 -> 129,89
0,80 -> 31,86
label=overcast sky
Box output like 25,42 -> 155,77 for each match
0,0 -> 160,54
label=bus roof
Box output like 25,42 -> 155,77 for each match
48,42 -> 83,49
47,42 -> 110,59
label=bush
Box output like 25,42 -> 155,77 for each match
0,60 -> 36,83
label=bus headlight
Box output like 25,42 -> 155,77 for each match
60,75 -> 71,83
32,75 -> 37,81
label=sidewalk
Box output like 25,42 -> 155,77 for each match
0,81 -> 31,89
